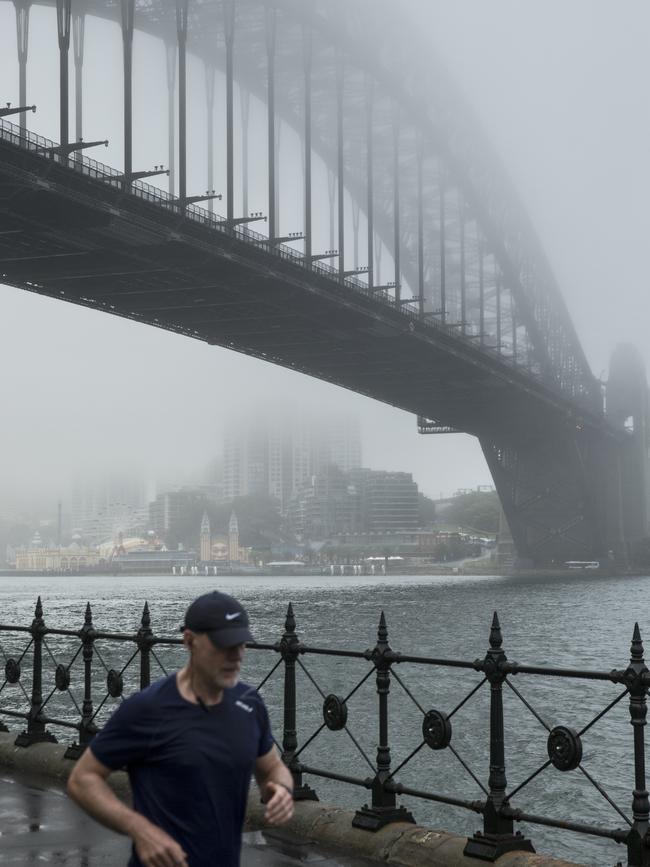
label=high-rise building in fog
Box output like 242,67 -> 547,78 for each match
222,412 -> 361,513
71,470 -> 147,542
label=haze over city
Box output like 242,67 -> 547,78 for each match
1,6 -> 650,864
1,0 -> 648,516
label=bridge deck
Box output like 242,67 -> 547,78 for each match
0,124 -> 606,442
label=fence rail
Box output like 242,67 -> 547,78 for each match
1,597 -> 649,865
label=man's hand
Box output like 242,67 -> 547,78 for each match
67,748 -> 188,867
129,814 -> 189,867
261,781 -> 294,826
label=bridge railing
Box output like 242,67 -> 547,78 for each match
0,116 -> 541,382
0,597 -> 648,865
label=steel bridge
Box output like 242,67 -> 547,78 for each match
0,0 -> 646,566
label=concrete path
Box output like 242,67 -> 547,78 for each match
0,775 -> 374,866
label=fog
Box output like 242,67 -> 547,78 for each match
1,0 -> 647,516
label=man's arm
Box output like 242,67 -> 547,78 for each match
254,746 -> 295,826
67,747 -> 188,867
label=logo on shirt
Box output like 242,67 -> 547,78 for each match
236,699 -> 253,713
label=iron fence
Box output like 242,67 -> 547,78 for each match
0,597 -> 648,865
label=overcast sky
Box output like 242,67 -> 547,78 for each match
1,0 -> 648,514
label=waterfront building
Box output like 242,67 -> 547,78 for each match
111,549 -> 196,573
350,469 -> 420,533
15,544 -> 101,572
288,467 -> 420,541
287,466 -> 359,540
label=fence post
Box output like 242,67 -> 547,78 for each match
15,597 -> 56,747
353,611 -> 415,830
626,623 -> 650,866
137,601 -> 152,690
65,602 -> 96,759
464,612 -> 534,860
280,603 -> 318,800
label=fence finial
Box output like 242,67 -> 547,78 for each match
141,601 -> 151,630
489,611 -> 502,649
35,596 -> 43,619
284,602 -> 295,635
631,622 -> 644,663
378,611 -> 387,644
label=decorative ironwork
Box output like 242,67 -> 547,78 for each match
422,709 -> 452,750
5,658 -> 20,684
547,726 -> 582,772
323,694 -> 347,731
106,669 -> 124,698
54,664 -> 70,691
1,598 -> 648,866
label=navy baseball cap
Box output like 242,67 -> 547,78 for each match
182,591 -> 254,648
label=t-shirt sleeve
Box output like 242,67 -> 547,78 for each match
256,694 -> 274,758
90,693 -> 155,770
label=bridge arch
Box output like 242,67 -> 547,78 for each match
2,0 -> 627,566
4,0 -> 599,409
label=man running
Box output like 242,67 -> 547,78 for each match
67,590 -> 294,867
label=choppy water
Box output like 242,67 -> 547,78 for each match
1,571 -> 649,866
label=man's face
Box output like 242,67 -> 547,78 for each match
185,631 -> 246,691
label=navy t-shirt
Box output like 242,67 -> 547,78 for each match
90,674 -> 274,867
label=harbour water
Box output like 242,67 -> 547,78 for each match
1,570 -> 649,866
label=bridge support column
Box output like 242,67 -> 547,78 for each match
352,201 -> 360,271
438,160 -> 446,322
366,76 -> 374,291
337,52 -> 345,282
606,344 -> 650,565
72,11 -> 84,152
205,63 -> 215,213
120,0 -> 135,187
481,425 -> 608,568
393,104 -> 400,304
328,171 -> 336,253
240,87 -> 250,220
13,0 -> 30,132
416,133 -> 424,316
496,273 -> 502,351
479,236 -> 485,345
266,7 -> 277,241
224,0 -> 235,222
55,0 -> 71,148
459,193 -> 466,333
303,19 -> 312,264
165,41 -> 176,196
510,293 -> 518,362
176,0 -> 188,204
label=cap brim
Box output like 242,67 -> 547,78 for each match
206,626 -> 254,648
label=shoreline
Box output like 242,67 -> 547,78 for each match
0,567 -> 646,580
